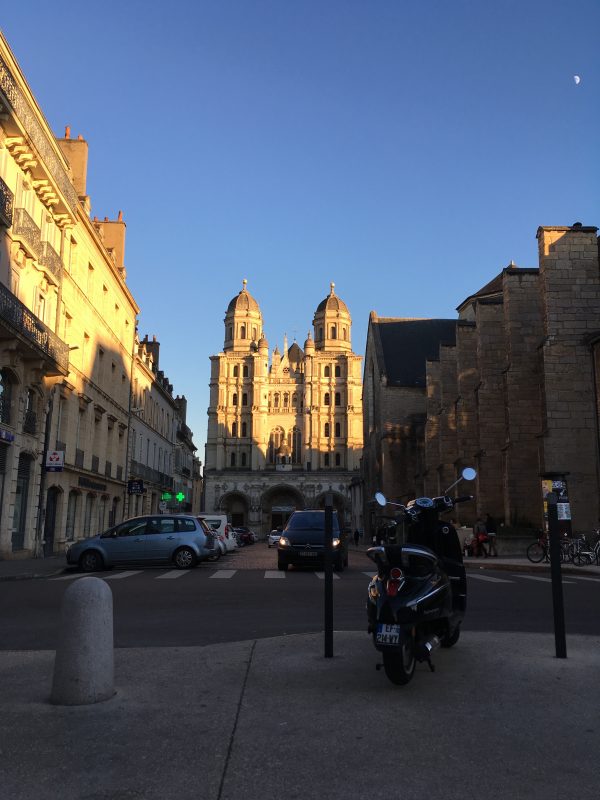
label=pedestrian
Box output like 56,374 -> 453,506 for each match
473,517 -> 489,558
354,528 -> 360,547
485,513 -> 498,557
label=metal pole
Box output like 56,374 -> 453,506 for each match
324,493 -> 333,658
546,492 -> 567,659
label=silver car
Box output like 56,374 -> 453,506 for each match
66,514 -> 216,572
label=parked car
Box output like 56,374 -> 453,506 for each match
277,510 -> 348,572
233,527 -> 256,546
198,515 -> 237,552
66,514 -> 216,571
267,528 -> 283,547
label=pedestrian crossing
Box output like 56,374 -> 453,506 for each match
49,569 -> 600,584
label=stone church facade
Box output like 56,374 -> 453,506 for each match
203,281 -> 363,534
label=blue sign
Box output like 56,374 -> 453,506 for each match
0,429 -> 14,442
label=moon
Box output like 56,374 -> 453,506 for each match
574,75 -> 581,85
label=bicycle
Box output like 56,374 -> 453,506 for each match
526,531 -> 570,564
571,534 -> 600,566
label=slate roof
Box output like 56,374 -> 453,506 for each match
372,317 -> 457,388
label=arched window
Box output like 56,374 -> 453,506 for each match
268,427 -> 284,464
335,365 -> 341,377
335,392 -> 341,406
324,453 -> 330,467
291,427 -> 301,463
240,324 -> 246,339
324,393 -> 330,406
230,452 -> 236,467
324,365 -> 330,377
331,325 -> 337,339
232,393 -> 238,406
228,325 -> 233,340
292,393 -> 298,407
242,393 -> 248,406
335,453 -> 341,466
241,422 -> 247,437
324,423 -> 330,437
232,422 -> 238,437
274,393 -> 280,408
283,393 -> 289,407
343,328 -> 347,341
243,365 -> 249,377
335,422 -> 341,437
0,368 -> 14,425
233,365 -> 239,377
241,452 -> 247,467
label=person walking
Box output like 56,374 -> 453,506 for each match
353,528 -> 360,547
485,513 -> 498,557
473,517 -> 489,557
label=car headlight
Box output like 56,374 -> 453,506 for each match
279,536 -> 291,547
332,538 -> 340,548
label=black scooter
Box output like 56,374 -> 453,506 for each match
366,468 -> 477,686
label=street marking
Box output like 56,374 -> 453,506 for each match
264,570 -> 286,579
514,574 -> 575,584
51,572 -> 89,580
209,570 -> 236,579
363,572 -> 376,578
467,573 -> 514,583
314,572 -> 341,580
156,570 -> 188,579
102,571 -> 142,580
563,575 -> 600,583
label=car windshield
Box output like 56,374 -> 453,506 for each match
286,512 -> 340,532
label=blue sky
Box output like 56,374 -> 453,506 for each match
2,1 -> 598,457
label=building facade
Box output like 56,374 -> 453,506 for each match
204,281 -> 363,533
0,33 -> 196,558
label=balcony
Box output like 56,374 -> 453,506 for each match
13,208 -> 42,261
0,281 -> 69,374
41,241 -> 62,280
0,177 -> 13,227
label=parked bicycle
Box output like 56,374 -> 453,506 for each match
526,531 -> 570,564
571,534 -> 600,566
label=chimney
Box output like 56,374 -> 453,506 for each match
57,132 -> 88,198
99,211 -> 127,271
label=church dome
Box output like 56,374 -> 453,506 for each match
223,279 -> 263,352
316,285 -> 349,315
227,280 -> 261,314
304,331 -> 315,353
312,283 -> 352,352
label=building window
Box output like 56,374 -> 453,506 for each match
283,393 -> 289,407
324,365 -> 330,377
230,452 -> 236,467
319,327 -> 323,340
291,427 -> 301,463
233,365 -> 239,377
335,392 -> 341,406
324,393 -> 330,406
241,452 -> 247,467
274,393 -> 280,408
232,422 -> 237,437
243,365 -> 249,377
292,393 -> 298,407
232,393 -> 238,406
242,393 -> 248,406
268,427 -> 284,464
331,325 -> 337,339
241,324 -> 246,339
335,365 -> 341,377
228,326 -> 233,340
324,423 -> 330,437
324,453 -> 330,467
335,422 -> 341,437
335,453 -> 341,466
241,422 -> 247,437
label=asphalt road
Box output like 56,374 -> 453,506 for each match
2,547 -> 598,649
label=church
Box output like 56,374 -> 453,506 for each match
203,281 -> 363,534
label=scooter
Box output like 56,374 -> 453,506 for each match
366,468 -> 476,686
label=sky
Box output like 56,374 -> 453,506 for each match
2,1 -> 598,457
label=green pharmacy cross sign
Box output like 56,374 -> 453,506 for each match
175,492 -> 185,502
161,491 -> 185,503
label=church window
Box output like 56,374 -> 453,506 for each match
241,422 -> 247,437
331,325 -> 337,339
232,422 -> 238,437
233,365 -> 239,377
324,423 -> 330,437
335,422 -> 341,437
335,365 -> 341,377
283,393 -> 289,407
335,392 -> 341,406
335,452 -> 341,466
241,324 -> 246,339
274,393 -> 280,408
232,393 -> 238,406
319,327 -> 323,340
343,328 -> 347,341
228,326 -> 233,340
291,427 -> 301,463
268,427 -> 284,464
242,393 -> 248,406
230,452 -> 236,467
252,327 -> 257,340
324,453 -> 330,467
243,365 -> 249,377
292,393 -> 298,407
241,452 -> 247,467
324,393 -> 330,406
324,366 -> 330,377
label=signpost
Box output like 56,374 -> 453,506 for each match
546,491 -> 567,659
324,493 -> 334,658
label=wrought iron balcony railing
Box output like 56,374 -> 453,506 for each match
41,240 -> 62,279
13,208 -> 42,261
0,177 -> 13,228
0,281 -> 69,373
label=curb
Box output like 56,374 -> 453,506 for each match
0,569 -> 66,582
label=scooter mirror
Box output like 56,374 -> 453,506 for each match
462,467 -> 477,481
374,492 -> 387,507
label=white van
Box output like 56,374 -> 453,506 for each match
198,514 -> 236,552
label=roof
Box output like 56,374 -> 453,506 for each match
372,317 -> 457,388
226,287 -> 261,315
288,342 -> 304,362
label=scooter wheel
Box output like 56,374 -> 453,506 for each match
441,624 -> 461,648
382,640 -> 416,685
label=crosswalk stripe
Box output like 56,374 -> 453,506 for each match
567,575 -> 600,583
102,571 -> 142,580
51,572 -> 89,580
467,573 -> 514,583
514,574 -> 575,584
264,570 -> 285,579
156,570 -> 188,580
209,570 -> 236,579
314,572 -> 341,580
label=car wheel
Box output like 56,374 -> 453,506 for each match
79,550 -> 103,572
174,547 -> 197,569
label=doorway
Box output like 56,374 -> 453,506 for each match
43,487 -> 60,556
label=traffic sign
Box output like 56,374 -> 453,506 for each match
45,450 -> 64,472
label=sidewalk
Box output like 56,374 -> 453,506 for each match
0,555 -> 66,581
1,630 -> 597,800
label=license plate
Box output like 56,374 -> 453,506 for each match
300,551 -> 318,557
376,624 -> 401,645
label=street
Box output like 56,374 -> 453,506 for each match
2,546 -> 599,649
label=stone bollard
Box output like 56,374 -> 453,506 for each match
51,576 -> 115,705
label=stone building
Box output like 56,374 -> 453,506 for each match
203,281 -> 363,533
0,32 -> 195,558
365,222 -> 600,536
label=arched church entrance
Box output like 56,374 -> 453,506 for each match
219,492 -> 249,528
261,485 -> 305,533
